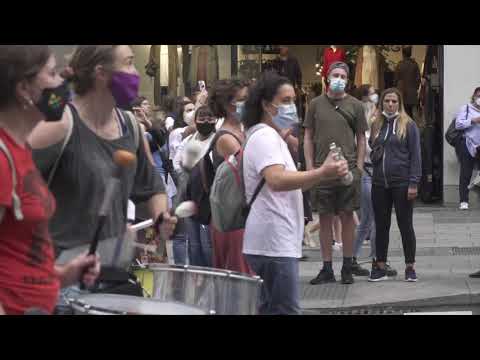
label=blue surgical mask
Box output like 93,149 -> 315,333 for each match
329,77 -> 347,93
271,103 -> 299,129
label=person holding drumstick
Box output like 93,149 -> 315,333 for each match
29,46 -> 177,300
0,45 -> 101,315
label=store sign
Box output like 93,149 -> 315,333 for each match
241,45 -> 280,54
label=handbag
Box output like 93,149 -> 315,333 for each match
370,123 -> 393,165
445,105 -> 468,147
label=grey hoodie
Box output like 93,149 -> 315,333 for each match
370,116 -> 422,189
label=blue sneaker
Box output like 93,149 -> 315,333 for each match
405,267 -> 418,282
368,268 -> 388,282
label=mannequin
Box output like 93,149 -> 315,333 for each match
354,45 -> 381,89
321,45 -> 346,92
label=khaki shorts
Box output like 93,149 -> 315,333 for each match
313,168 -> 361,216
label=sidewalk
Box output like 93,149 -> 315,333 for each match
299,206 -> 480,313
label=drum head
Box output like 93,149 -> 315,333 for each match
71,294 -> 208,315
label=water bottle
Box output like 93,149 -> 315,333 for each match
329,143 -> 353,186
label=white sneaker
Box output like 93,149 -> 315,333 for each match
460,202 -> 469,210
333,242 -> 343,251
468,173 -> 480,190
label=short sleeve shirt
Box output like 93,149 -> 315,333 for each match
304,94 -> 368,169
243,125 -> 304,258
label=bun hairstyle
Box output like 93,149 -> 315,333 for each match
68,45 -> 118,96
0,45 -> 52,110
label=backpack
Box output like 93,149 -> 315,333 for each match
445,105 -> 469,147
0,104 -> 140,222
210,124 -> 267,232
185,130 -> 241,225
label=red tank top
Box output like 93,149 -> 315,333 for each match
0,128 -> 60,315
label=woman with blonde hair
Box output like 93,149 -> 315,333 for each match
368,88 -> 421,283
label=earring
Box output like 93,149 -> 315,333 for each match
22,98 -> 34,111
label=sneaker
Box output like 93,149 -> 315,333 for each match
372,260 -> 398,277
352,260 -> 370,277
341,266 -> 354,285
368,267 -> 388,282
310,269 -> 336,285
405,267 -> 418,282
460,202 -> 469,210
469,270 -> 480,278
385,264 -> 398,277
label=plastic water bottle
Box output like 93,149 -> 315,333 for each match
330,143 -> 353,186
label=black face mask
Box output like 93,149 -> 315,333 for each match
36,81 -> 70,122
196,122 -> 216,137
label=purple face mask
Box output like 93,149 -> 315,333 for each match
110,71 -> 140,109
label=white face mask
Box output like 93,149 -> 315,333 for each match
475,98 -> 480,107
184,110 -> 195,126
382,110 -> 399,119
369,94 -> 379,105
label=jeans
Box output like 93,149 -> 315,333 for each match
172,232 -> 187,265
185,218 -> 212,267
354,173 -> 376,259
372,185 -> 416,264
245,255 -> 300,315
456,138 -> 480,203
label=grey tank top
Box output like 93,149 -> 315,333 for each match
33,104 -> 165,254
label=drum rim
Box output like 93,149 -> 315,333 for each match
68,294 -> 210,315
133,263 -> 263,283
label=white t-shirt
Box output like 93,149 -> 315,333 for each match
173,132 -> 215,172
165,117 -> 175,132
243,124 -> 304,259
169,127 -> 187,161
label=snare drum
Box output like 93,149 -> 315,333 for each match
69,294 -> 210,315
133,264 -> 263,315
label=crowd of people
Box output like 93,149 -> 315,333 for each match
1,44 -> 479,315
109,54 -> 425,314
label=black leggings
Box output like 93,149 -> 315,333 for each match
372,185 -> 416,264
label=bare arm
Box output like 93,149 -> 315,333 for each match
182,126 -> 196,140
262,152 -> 348,193
304,128 -> 315,171
0,303 -> 4,315
141,128 -> 156,166
28,106 -> 72,149
356,133 -> 366,172
216,135 -> 242,159
148,193 -> 169,220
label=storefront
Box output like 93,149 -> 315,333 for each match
48,45 -> 480,207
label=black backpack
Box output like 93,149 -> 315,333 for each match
445,105 -> 469,147
185,130 -> 242,225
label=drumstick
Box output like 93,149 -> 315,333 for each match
80,150 -> 136,290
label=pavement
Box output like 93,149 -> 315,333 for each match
299,205 -> 480,314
